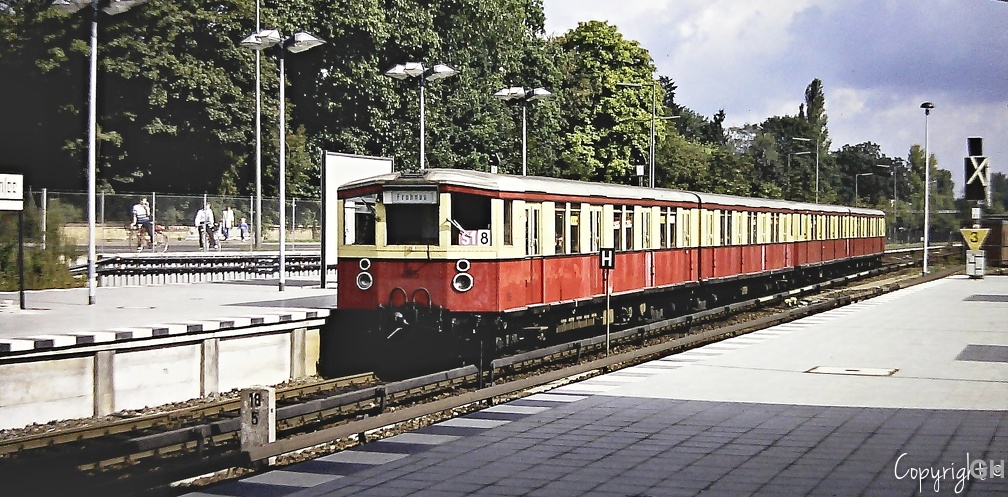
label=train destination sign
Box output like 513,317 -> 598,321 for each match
459,229 -> 491,246
960,228 -> 990,252
382,188 -> 438,205
0,173 -> 24,211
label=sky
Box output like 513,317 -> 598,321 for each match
542,0 -> 1008,195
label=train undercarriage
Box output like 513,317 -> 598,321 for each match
321,256 -> 881,379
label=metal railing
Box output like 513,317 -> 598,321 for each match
25,189 -> 322,252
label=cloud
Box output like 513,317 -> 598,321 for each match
543,0 -> 1008,184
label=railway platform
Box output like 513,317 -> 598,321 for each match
0,279 -> 335,430
185,274 -> 1008,497
0,277 -> 334,348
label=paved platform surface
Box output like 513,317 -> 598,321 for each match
183,275 -> 1008,497
0,279 -> 336,353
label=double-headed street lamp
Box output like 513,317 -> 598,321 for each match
384,63 -> 459,170
854,172 -> 873,207
493,86 -> 552,176
241,29 -> 325,291
616,81 -> 678,188
920,101 -> 935,274
52,0 -> 147,305
792,136 -> 820,203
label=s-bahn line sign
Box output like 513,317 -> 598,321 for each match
0,173 -> 24,211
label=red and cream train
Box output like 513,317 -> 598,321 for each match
326,169 -> 885,376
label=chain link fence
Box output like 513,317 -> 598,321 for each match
25,189 -> 321,252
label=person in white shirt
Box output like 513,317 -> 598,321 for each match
194,205 -> 217,249
221,206 -> 235,241
131,197 -> 153,250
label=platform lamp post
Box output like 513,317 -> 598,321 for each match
875,164 -> 893,241
616,81 -> 656,188
921,101 -> 934,274
384,63 -> 458,170
51,0 -> 147,305
492,86 -> 552,176
252,0 -> 262,250
793,136 -> 820,203
787,151 -> 811,199
241,29 -> 325,291
854,172 -> 872,207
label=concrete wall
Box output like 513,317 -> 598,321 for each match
0,321 -> 324,430
114,344 -> 202,412
0,357 -> 94,427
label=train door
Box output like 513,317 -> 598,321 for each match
643,208 -> 654,287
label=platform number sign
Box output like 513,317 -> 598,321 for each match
599,247 -> 615,269
460,229 -> 491,246
0,173 -> 24,211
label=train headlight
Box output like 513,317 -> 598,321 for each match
356,272 -> 373,291
455,259 -> 470,273
452,272 -> 474,292
359,258 -> 372,271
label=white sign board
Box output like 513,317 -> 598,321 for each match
383,189 -> 438,204
321,152 -> 393,289
459,229 -> 491,246
0,173 -> 24,211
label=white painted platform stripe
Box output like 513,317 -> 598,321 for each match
576,377 -> 642,385
525,393 -> 588,402
484,405 -> 551,415
243,469 -> 342,487
317,450 -> 407,464
384,432 -> 461,445
555,383 -> 618,394
438,418 -> 510,429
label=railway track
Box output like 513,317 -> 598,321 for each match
1,253 -> 960,496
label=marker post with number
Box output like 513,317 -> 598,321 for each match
0,173 -> 25,309
599,248 -> 615,355
240,386 -> 276,454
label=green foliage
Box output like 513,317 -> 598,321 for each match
0,0 -> 967,227
0,206 -> 81,291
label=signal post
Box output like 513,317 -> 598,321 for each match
962,137 -> 991,278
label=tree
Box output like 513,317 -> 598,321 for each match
551,20 -> 662,183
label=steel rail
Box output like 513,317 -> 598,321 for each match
0,372 -> 375,458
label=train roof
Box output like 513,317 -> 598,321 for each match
338,169 -> 885,216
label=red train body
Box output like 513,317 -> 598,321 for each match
327,169 -> 885,376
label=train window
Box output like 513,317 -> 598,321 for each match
749,213 -> 758,245
526,205 -> 541,255
589,208 -> 601,251
612,209 -> 622,251
659,210 -> 668,248
386,203 -> 438,245
681,208 -> 692,247
555,208 -> 567,254
570,207 -> 581,253
451,193 -> 492,245
343,195 -> 376,245
613,205 -> 632,251
642,209 -> 653,249
721,211 -> 732,246
504,199 -> 513,245
771,213 -> 779,243
668,208 -> 677,248
624,207 -> 634,251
